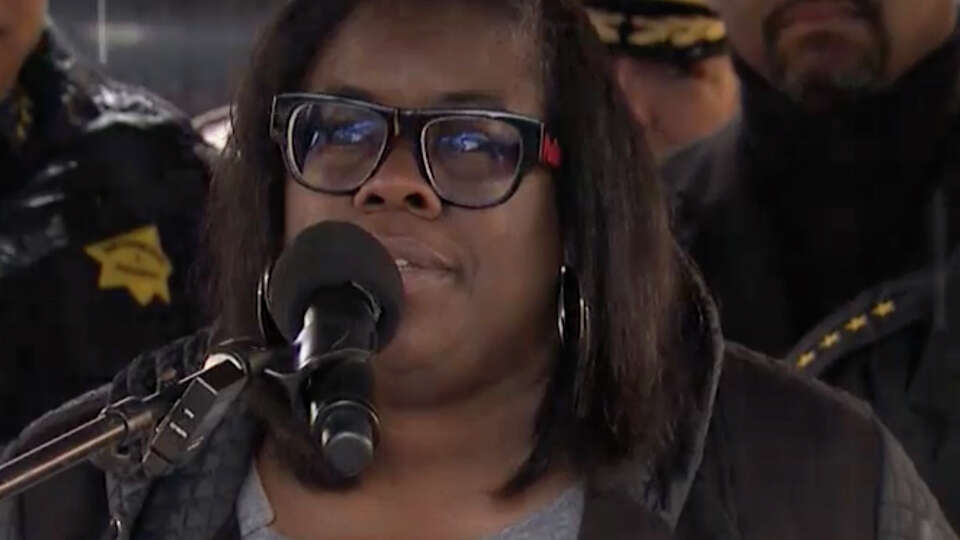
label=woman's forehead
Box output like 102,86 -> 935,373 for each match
305,1 -> 543,115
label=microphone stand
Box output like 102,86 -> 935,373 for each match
0,346 -> 280,502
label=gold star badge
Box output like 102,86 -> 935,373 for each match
844,315 -> 868,333
820,332 -> 841,349
85,225 -> 173,307
797,351 -> 816,368
871,301 -> 896,319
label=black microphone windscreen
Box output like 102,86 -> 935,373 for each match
266,221 -> 403,347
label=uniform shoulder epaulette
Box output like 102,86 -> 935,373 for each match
788,248 -> 960,376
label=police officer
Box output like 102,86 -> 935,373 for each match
664,0 -> 960,527
584,0 -> 739,159
0,1 -> 209,441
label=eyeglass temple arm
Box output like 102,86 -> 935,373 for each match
269,98 -> 289,143
539,127 -> 563,168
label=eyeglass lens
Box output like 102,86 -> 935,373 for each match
289,102 -> 525,206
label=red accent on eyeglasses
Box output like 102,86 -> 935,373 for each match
540,135 -> 563,168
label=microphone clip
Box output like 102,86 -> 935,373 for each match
138,342 -> 283,478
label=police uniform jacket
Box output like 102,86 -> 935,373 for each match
664,20 -> 960,530
0,31 -> 210,442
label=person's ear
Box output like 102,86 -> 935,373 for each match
611,55 -> 652,127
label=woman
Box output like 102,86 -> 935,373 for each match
0,0 -> 954,539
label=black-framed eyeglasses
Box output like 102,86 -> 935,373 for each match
270,93 -> 563,209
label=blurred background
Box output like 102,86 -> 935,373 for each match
50,0 -> 282,119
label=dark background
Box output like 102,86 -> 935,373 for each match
49,0 -> 285,118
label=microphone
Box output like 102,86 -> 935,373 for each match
264,221 -> 403,480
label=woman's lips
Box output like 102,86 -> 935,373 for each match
393,262 -> 454,294
379,236 -> 457,293
380,237 -> 454,271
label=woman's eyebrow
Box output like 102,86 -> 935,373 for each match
432,91 -> 506,109
318,84 -> 377,102
314,85 -> 506,109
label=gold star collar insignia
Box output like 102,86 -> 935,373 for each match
820,332 -> 841,349
844,315 -> 868,333
85,225 -> 173,307
871,300 -> 896,319
797,351 -> 817,368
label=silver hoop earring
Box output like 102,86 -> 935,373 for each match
558,265 -> 592,417
258,264 -> 284,345
558,266 -> 591,349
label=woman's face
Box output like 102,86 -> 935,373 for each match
284,2 -> 561,407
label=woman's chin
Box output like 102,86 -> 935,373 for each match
373,324 -> 444,376
380,295 -> 466,361
370,324 -> 472,405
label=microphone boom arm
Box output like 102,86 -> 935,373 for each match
0,346 -> 279,502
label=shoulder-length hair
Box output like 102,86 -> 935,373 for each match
205,0 -> 689,492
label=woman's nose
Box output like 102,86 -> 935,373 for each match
352,143 -> 443,219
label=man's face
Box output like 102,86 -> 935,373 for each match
712,0 -> 957,110
0,0 -> 46,97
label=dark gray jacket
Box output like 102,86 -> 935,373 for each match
0,259 -> 955,540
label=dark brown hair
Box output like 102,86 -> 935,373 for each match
205,0 -> 686,492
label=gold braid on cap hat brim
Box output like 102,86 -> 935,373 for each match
585,3 -> 728,66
